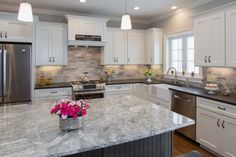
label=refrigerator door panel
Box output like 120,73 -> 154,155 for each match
0,44 -> 2,104
3,44 -> 31,103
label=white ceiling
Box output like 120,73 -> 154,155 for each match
0,0 -> 234,23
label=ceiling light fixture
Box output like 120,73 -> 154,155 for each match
171,6 -> 178,10
80,0 -> 86,3
18,1 -> 33,22
121,0 -> 132,30
133,6 -> 140,10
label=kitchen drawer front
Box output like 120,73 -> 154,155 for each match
35,87 -> 72,98
197,97 -> 236,119
105,84 -> 133,92
148,96 -> 170,110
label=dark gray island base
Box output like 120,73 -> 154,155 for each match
65,131 -> 172,157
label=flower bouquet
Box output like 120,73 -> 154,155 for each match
50,99 -> 89,131
144,69 -> 155,83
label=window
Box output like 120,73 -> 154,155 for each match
168,33 -> 200,75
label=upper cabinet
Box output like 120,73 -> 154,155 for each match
35,22 -> 67,66
66,15 -> 108,42
0,20 -> 33,42
194,12 -> 225,67
101,28 -> 162,65
226,8 -> 236,67
145,28 -> 163,65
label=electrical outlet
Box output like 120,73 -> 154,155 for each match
207,75 -> 216,82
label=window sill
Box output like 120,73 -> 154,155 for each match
164,74 -> 203,84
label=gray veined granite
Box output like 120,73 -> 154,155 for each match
0,95 -> 194,157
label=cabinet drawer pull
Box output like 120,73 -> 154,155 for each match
51,91 -> 58,94
217,119 -> 220,127
222,120 -> 225,129
5,32 -> 7,38
217,106 -> 226,110
0,31 -> 2,38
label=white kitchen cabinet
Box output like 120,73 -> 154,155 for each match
226,8 -> 236,67
133,83 -> 148,100
36,22 -> 67,66
66,15 -> 108,41
0,20 -> 33,42
148,95 -> 170,110
197,97 -> 236,156
34,87 -> 72,104
145,28 -> 163,65
194,12 -> 225,67
127,31 -> 145,64
114,31 -> 127,64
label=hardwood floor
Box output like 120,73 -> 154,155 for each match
173,132 -> 216,157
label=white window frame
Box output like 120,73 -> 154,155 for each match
164,31 -> 203,83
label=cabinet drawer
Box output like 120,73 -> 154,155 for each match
197,97 -> 236,119
105,84 -> 133,92
35,88 -> 72,98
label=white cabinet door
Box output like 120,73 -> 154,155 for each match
51,26 -> 67,65
127,31 -> 145,64
114,31 -> 127,64
36,25 -> 51,65
133,84 -> 147,100
226,8 -> 236,67
102,31 -> 115,64
197,108 -> 221,154
208,12 -> 225,66
223,116 -> 236,157
6,21 -> 32,42
145,31 -> 154,64
36,23 -> 67,66
194,17 -> 209,66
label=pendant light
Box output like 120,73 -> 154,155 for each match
121,0 -> 132,30
18,1 -> 33,22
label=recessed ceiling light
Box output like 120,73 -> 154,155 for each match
133,6 -> 140,10
171,6 -> 178,10
80,0 -> 86,3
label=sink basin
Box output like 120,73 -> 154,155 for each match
149,84 -> 176,102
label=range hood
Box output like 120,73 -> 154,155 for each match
66,15 -> 109,47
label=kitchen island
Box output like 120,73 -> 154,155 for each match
0,95 -> 194,157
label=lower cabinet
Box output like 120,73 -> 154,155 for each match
148,95 -> 171,110
34,87 -> 72,104
197,97 -> 236,157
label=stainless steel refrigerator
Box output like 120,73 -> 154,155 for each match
0,43 -> 31,105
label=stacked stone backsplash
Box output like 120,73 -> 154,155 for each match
202,67 -> 236,92
36,47 -> 162,84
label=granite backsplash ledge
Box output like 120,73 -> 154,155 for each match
35,47 -> 163,84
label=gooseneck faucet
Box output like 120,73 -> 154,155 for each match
167,67 -> 177,85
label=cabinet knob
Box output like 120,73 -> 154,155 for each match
53,57 -> 55,62
128,58 -> 130,62
5,32 -> 7,38
217,119 -> 220,127
208,56 -> 211,63
204,56 -> 207,63
113,58 -> 116,62
117,58 -> 119,62
49,57 -> 52,62
0,31 -> 2,38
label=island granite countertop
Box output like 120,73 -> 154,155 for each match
0,96 -> 194,157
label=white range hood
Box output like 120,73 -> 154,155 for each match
66,15 -> 109,47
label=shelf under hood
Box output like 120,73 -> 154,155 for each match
68,40 -> 106,47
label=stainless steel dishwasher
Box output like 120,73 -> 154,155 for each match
171,90 -> 196,141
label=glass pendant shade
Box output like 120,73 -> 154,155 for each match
18,2 -> 33,22
121,14 -> 132,30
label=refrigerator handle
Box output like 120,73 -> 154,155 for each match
3,48 -> 7,97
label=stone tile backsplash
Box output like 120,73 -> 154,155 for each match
36,47 -> 159,84
202,67 -> 236,92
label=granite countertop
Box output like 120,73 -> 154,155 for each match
0,96 -> 194,157
169,86 -> 236,106
35,82 -> 72,89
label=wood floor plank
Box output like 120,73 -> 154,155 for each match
173,132 -> 217,157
